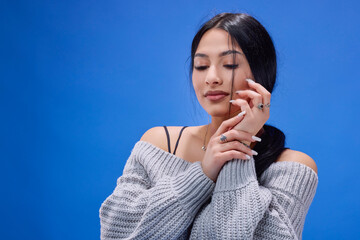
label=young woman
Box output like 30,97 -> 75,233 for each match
100,13 -> 318,239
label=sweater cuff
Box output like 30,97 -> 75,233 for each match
171,161 -> 215,216
215,157 -> 257,192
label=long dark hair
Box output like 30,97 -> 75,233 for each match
190,13 -> 287,178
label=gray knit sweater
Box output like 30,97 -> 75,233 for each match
100,141 -> 318,239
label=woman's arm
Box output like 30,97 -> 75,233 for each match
99,148 -> 215,240
189,156 -> 318,240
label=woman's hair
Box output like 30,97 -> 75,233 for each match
190,13 -> 287,178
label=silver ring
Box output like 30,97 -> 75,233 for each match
220,134 -> 227,143
240,141 -> 250,148
264,103 -> 270,108
257,103 -> 264,110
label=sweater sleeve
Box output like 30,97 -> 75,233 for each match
99,148 -> 215,240
189,157 -> 318,240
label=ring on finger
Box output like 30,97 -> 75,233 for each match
220,134 -> 228,143
239,141 -> 250,148
257,103 -> 264,110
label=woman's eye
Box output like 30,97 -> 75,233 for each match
194,66 -> 208,71
224,64 -> 239,69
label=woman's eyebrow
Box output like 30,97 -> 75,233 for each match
194,50 -> 243,58
219,50 -> 243,57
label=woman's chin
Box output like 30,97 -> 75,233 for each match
206,110 -> 239,118
204,106 -> 241,118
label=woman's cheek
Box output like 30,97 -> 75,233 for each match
192,74 -> 204,91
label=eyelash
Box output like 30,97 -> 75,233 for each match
225,64 -> 239,69
194,64 -> 239,71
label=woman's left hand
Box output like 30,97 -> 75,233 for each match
230,79 -> 271,143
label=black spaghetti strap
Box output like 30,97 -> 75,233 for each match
173,126 -> 188,155
163,126 -> 171,153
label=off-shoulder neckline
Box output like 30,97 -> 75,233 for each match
135,140 -> 318,177
136,140 -> 192,164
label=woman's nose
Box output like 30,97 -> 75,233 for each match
205,66 -> 222,85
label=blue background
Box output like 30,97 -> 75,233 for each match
2,0 -> 360,239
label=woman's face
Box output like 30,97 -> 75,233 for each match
192,28 -> 254,118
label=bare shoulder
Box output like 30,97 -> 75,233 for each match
140,126 -> 185,152
276,149 -> 318,174
140,126 -> 168,151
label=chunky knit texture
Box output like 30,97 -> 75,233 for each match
99,141 -> 318,239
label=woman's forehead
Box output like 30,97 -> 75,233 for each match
195,29 -> 242,56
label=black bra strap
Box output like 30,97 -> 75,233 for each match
173,126 -> 188,155
163,126 -> 171,153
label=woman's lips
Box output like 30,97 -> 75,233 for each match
206,94 -> 228,101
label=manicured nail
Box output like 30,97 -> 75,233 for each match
246,79 -> 255,84
229,100 -> 235,103
251,150 -> 258,156
237,111 -> 246,117
245,154 -> 251,160
252,136 -> 262,142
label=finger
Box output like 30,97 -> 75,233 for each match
214,110 -> 246,136
229,98 -> 252,117
219,140 -> 255,157
219,129 -> 255,144
235,89 -> 263,109
220,150 -> 252,162
246,79 -> 271,114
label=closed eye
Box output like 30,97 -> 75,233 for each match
224,64 -> 239,69
194,66 -> 208,71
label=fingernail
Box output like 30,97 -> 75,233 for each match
252,136 -> 262,142
246,154 -> 251,160
246,79 -> 255,84
235,90 -> 242,94
237,111 -> 246,117
251,150 -> 258,156
229,100 -> 235,103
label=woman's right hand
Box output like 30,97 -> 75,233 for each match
201,113 -> 259,182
